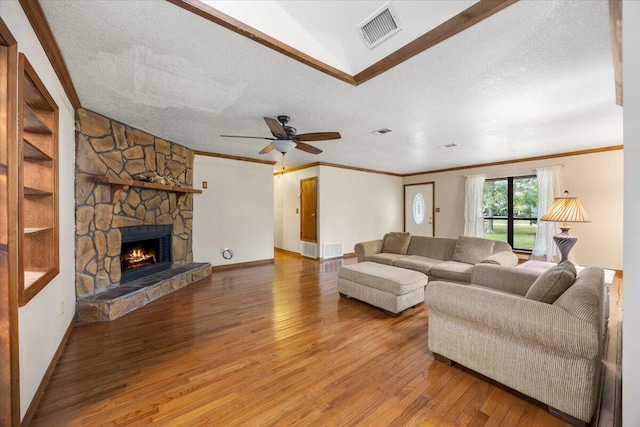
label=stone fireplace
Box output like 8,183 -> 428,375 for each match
74,108 -> 210,321
120,225 -> 172,283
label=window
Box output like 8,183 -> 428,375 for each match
483,176 -> 538,251
412,193 -> 425,225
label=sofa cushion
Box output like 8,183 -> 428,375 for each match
406,236 -> 457,261
468,284 -> 518,296
553,266 -> 604,323
472,264 -> 539,297
365,253 -> 406,266
429,261 -> 474,283
452,236 -> 495,265
525,261 -> 577,304
382,232 -> 411,254
479,251 -> 519,267
492,240 -> 513,254
393,255 -> 444,275
479,254 -> 500,265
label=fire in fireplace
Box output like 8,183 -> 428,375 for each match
121,239 -> 158,271
119,225 -> 172,284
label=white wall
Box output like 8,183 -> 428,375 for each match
273,165 -> 403,256
623,1 -> 640,425
318,166 -> 403,254
193,155 -> 274,266
0,2 -> 77,419
404,150 -> 624,270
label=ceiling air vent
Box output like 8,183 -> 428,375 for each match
372,127 -> 393,135
439,143 -> 459,149
358,3 -> 402,50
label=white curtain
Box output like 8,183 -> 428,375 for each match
532,166 -> 563,261
464,174 -> 486,237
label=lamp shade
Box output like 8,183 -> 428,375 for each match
540,192 -> 591,223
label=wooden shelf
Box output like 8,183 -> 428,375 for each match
24,270 -> 47,289
88,175 -> 203,194
23,137 -> 52,160
24,227 -> 51,235
23,268 -> 57,293
23,103 -> 52,134
17,53 -> 59,307
24,186 -> 52,196
23,73 -> 50,110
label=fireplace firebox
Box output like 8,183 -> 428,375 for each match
120,225 -> 172,284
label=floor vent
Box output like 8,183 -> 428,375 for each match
323,242 -> 344,259
301,241 -> 318,259
358,3 -> 402,49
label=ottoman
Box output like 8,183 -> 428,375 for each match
338,261 -> 428,315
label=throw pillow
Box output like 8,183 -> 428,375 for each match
452,236 -> 495,265
382,232 -> 411,255
525,261 -> 577,304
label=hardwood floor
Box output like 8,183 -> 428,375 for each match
32,251 -> 574,426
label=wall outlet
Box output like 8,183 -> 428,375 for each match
60,301 -> 64,317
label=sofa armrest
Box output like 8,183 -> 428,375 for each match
354,239 -> 383,262
479,250 -> 519,267
471,264 -> 539,296
425,281 -> 599,358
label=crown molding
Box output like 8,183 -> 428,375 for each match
402,145 -> 624,177
194,150 -> 277,165
167,0 -> 518,87
166,0 -> 355,85
19,0 -> 81,109
275,161 -> 402,177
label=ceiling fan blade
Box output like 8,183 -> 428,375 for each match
259,144 -> 275,154
220,135 -> 276,140
295,141 -> 323,154
264,117 -> 288,139
294,132 -> 341,142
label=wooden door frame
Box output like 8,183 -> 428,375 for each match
403,182 -> 435,236
300,177 -> 318,243
0,17 -> 21,426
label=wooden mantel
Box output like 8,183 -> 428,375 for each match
87,175 -> 203,194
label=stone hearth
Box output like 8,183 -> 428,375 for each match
77,263 -> 211,321
74,108 -> 210,320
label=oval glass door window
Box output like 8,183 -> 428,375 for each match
413,193 -> 425,225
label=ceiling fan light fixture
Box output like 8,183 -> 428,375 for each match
272,139 -> 297,154
221,116 -> 338,156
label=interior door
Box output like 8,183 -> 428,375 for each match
404,182 -> 434,236
300,177 -> 317,242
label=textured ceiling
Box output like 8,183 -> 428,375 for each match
205,0 -> 477,75
39,0 -> 622,175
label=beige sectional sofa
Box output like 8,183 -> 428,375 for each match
425,263 -> 605,425
355,233 -> 519,283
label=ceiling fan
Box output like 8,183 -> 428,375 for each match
221,115 -> 341,155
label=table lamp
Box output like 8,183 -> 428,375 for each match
540,191 -> 591,263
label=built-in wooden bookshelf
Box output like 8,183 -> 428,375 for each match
18,54 -> 59,306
